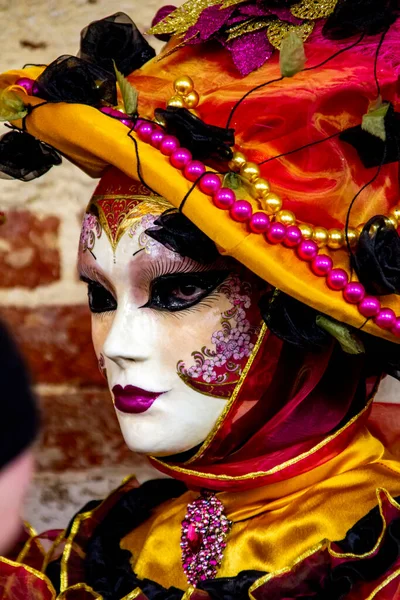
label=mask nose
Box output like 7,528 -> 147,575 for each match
102,302 -> 153,368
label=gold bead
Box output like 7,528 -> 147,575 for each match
389,207 -> 400,223
327,228 -> 345,250
173,75 -> 194,96
276,209 -> 296,226
312,226 -> 329,247
385,215 -> 397,229
298,223 -> 313,239
345,228 -> 359,247
184,90 -> 199,109
240,162 -> 261,183
167,95 -> 185,108
252,178 -> 270,198
229,151 -> 247,172
261,192 -> 282,214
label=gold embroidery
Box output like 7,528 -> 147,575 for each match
89,195 -> 171,252
148,0 -> 222,37
267,20 -> 315,49
290,0 -> 338,20
226,17 -> 271,42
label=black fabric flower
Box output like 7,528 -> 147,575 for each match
351,215 -> 400,296
79,12 -> 155,76
323,0 -> 400,39
259,290 -> 330,349
340,104 -> 400,169
145,210 -> 219,264
0,130 -> 61,182
34,55 -> 117,107
154,107 -> 235,161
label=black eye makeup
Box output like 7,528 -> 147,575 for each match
80,276 -> 117,314
142,270 -> 228,312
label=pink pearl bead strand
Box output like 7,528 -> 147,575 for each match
133,126 -> 400,337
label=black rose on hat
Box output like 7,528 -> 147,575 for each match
351,215 -> 400,296
155,107 -> 235,161
79,12 -> 156,76
34,55 -> 117,107
0,131 -> 61,182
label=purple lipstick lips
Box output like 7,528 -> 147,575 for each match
112,384 -> 164,414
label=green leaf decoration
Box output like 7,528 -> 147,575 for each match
223,171 -> 253,199
223,171 -> 242,190
280,31 -> 306,78
316,315 -> 365,355
362,101 -> 390,142
0,89 -> 28,122
113,62 -> 138,116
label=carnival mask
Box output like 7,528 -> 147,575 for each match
77,190 -> 265,457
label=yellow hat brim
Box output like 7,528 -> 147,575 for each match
3,68 -> 400,343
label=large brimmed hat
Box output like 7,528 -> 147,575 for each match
1,3 -> 400,341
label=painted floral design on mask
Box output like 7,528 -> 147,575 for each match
80,213 -> 102,254
128,213 -> 159,254
177,273 -> 262,398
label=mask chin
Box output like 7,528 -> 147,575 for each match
161,443 -> 203,463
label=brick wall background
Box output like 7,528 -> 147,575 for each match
0,0 -> 170,530
0,0 -> 398,530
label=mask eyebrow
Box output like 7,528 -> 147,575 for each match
78,262 -> 116,298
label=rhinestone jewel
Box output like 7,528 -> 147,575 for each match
181,490 -> 231,586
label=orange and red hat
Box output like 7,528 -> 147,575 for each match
1,1 -> 400,341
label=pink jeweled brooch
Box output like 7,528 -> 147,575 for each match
180,490 -> 232,586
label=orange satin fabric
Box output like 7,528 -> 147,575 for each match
121,426 -> 400,590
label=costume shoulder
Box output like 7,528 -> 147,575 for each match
2,478 -> 400,599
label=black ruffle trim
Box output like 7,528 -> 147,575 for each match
47,479 -> 400,599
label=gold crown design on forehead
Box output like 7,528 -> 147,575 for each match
87,177 -> 172,251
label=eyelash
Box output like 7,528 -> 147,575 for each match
80,257 -> 229,315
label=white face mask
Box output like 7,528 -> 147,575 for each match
77,197 -> 263,457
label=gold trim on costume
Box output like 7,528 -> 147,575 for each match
0,556 -> 57,596
177,374 -> 241,399
60,475 -> 138,591
183,322 -> 267,464
60,512 -> 88,592
366,568 -> 400,600
328,488 -> 400,560
58,582 -> 102,599
248,539 -> 326,599
248,487 -> 400,598
151,396 -> 375,481
16,521 -> 46,564
121,587 -> 147,599
41,529 -> 66,573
